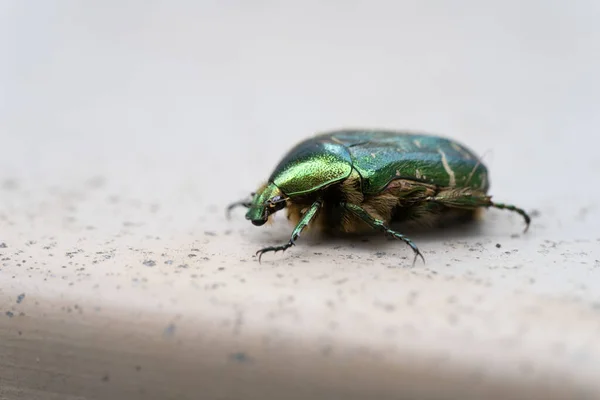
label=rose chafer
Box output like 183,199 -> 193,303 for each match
228,129 -> 530,264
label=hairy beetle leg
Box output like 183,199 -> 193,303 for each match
255,199 -> 322,263
343,202 -> 425,266
425,189 -> 531,233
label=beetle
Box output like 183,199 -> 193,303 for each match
227,129 -> 530,264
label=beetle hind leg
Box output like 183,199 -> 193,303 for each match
426,188 -> 531,232
488,202 -> 531,232
343,202 -> 425,266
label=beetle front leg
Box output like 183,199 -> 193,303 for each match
256,199 -> 322,262
342,202 -> 425,266
226,199 -> 252,219
427,189 -> 531,232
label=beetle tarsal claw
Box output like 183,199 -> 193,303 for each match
255,242 -> 295,263
411,249 -> 426,266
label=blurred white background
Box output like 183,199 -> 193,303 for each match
2,1 -> 599,210
1,3 -> 600,398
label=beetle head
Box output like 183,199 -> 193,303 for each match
245,183 -> 287,226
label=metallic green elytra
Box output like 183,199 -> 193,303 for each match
227,129 -> 531,264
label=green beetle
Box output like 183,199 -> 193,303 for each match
228,129 -> 530,264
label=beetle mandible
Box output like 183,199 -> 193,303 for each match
227,129 -> 531,264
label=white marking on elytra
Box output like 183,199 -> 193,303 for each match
466,150 -> 490,187
413,139 -> 422,148
451,142 -> 472,160
415,169 -> 422,179
396,169 -> 401,176
438,149 -> 456,187
466,161 -> 481,186
480,173 -> 487,190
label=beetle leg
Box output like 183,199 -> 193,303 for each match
488,202 -> 531,233
342,202 -> 425,266
426,189 -> 531,232
256,199 -> 322,262
226,199 -> 252,219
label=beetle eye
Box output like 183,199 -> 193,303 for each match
267,195 -> 284,209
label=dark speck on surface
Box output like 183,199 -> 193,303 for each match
496,243 -> 502,248
229,352 -> 253,363
16,293 -> 25,304
163,323 -> 176,338
143,260 -> 156,267
2,179 -> 18,190
0,242 -> 6,248
204,231 -> 216,236
101,374 -> 110,382
86,176 -> 106,189
5,311 -> 14,318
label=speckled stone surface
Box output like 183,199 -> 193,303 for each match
2,2 -> 600,399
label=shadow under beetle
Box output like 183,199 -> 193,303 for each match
227,129 -> 531,265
